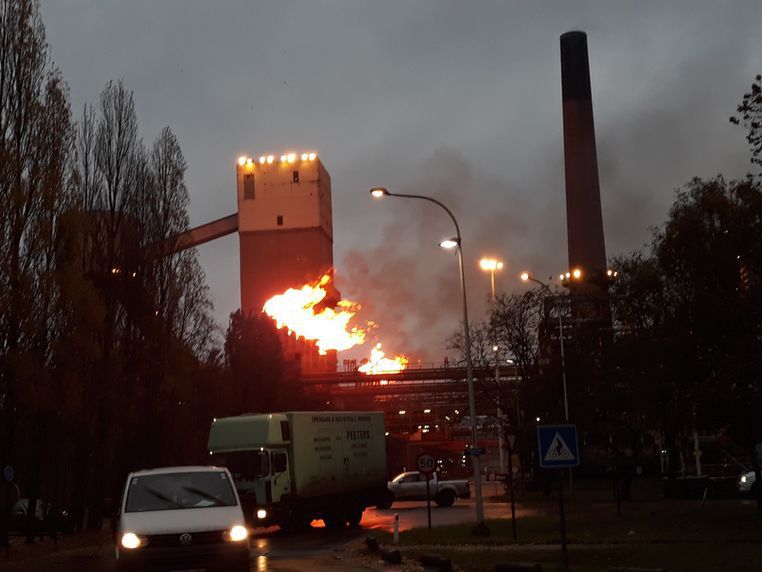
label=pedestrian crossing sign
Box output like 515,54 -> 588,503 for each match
537,424 -> 579,468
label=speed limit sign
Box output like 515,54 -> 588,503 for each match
416,453 -> 436,475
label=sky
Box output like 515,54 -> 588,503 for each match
40,1 -> 762,363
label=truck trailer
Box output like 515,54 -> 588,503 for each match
207,411 -> 389,530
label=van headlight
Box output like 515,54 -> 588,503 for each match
121,532 -> 142,549
741,475 -> 747,483
256,509 -> 267,520
227,525 -> 249,542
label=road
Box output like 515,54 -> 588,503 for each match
1,499 -> 531,571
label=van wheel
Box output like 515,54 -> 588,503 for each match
435,490 -> 456,507
376,491 -> 394,509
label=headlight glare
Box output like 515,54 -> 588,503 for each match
121,532 -> 141,549
228,524 -> 249,542
741,475 -> 747,483
256,509 -> 267,520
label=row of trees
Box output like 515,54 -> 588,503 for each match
0,0 -> 299,531
453,76 -> 762,482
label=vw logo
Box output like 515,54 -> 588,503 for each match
179,533 -> 192,546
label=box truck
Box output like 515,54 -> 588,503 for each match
207,412 -> 390,531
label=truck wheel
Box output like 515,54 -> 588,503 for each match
375,491 -> 394,510
278,508 -> 311,533
347,507 -> 363,527
435,490 -> 456,507
323,512 -> 346,530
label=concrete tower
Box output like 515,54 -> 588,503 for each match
236,152 -> 337,372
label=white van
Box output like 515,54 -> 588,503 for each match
114,466 -> 250,572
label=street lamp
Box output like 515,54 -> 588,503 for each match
480,256 -> 505,472
520,271 -> 569,422
479,257 -> 504,301
370,186 -> 488,534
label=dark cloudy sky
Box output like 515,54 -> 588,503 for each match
41,1 -> 761,362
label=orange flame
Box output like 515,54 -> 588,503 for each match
262,274 -> 366,354
358,343 -> 409,375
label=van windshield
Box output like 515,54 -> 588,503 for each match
125,471 -> 237,513
211,450 -> 270,481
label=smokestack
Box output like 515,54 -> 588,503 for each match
560,31 -> 607,285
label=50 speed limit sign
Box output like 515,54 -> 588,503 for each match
416,453 -> 436,475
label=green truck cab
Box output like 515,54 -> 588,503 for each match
207,412 -> 389,531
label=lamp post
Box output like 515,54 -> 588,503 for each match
520,272 -> 569,422
371,187 -> 487,533
479,257 -> 506,473
479,258 -> 504,302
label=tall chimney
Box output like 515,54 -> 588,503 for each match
560,31 -> 607,286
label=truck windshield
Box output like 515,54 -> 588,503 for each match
211,450 -> 270,481
125,471 -> 237,513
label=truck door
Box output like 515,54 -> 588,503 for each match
270,450 -> 291,503
410,472 -> 431,500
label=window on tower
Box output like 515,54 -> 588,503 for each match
277,215 -> 283,226
243,174 -> 255,199
292,170 -> 299,183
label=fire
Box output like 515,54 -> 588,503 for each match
262,274 -> 366,354
358,343 -> 409,375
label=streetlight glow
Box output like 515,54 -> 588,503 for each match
572,268 -> 582,279
439,238 -> 459,250
520,272 -> 530,282
370,187 -> 388,199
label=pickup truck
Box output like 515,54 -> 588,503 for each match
380,471 -> 470,508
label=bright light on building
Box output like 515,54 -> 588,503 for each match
308,152 -> 316,160
280,155 -> 287,162
301,153 -> 308,160
259,156 -> 266,164
266,155 -> 274,164
287,153 -> 296,162
572,268 -> 582,279
398,410 -> 406,415
237,156 -> 247,166
424,408 -> 431,414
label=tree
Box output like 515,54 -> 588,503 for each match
609,177 -> 762,479
223,311 -> 285,414
731,74 -> 762,170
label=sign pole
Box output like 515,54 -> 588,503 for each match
416,452 -> 437,533
537,425 -> 578,572
507,441 -> 517,540
559,469 -> 568,571
426,475 -> 432,532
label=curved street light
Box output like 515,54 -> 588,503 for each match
370,187 -> 487,533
